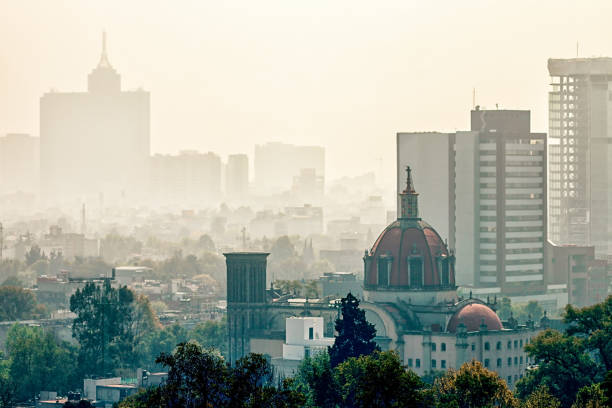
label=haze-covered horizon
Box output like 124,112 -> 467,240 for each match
2,0 -> 612,181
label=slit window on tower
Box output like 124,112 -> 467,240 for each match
441,257 -> 450,286
409,257 -> 423,288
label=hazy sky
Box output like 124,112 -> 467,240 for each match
1,1 -> 611,183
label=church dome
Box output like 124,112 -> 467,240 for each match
447,303 -> 503,333
364,166 -> 455,291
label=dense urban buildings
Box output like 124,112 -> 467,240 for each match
40,33 -> 150,204
0,133 -> 39,195
397,110 -> 549,303
229,170 -> 540,387
548,58 -> 612,260
254,142 -> 325,194
149,151 -> 222,206
225,154 -> 249,200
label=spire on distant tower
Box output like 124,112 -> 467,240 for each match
98,31 -> 113,69
399,165 -> 419,219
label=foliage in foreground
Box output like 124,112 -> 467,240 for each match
117,342 -> 304,408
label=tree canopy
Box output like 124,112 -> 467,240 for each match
328,293 -> 379,367
516,329 -> 601,408
564,295 -> 612,372
0,286 -> 39,321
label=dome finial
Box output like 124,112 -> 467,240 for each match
404,166 -> 415,193
399,165 -> 419,219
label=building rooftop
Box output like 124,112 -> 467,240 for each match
548,57 -> 612,76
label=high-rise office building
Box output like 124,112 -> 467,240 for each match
40,33 -> 150,204
548,58 -> 612,259
0,133 -> 39,195
226,154 -> 249,199
398,110 -> 547,297
149,151 -> 221,206
254,142 -> 324,193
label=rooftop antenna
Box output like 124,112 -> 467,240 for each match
472,87 -> 476,109
576,41 -> 579,57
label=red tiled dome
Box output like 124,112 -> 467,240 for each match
364,219 -> 455,289
447,303 -> 502,333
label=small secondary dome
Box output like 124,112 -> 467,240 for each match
447,303 -> 503,333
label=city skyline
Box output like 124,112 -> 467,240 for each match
3,1 -> 612,182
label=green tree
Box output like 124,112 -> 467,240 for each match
24,245 -> 45,266
294,351 -> 339,408
564,295 -> 612,371
497,297 -> 512,320
328,293 -> 379,367
0,375 -> 16,408
270,236 -> 296,261
142,324 -> 189,370
5,324 -> 78,401
516,329 -> 600,408
70,281 -> 153,376
229,353 -> 282,408
571,383 -> 607,408
116,387 -> 163,408
190,318 -> 227,357
335,350 -> 425,408
0,286 -> 37,321
197,234 -> 216,253
432,360 -> 518,408
521,386 -> 561,408
601,370 -> 612,404
62,400 -> 93,408
524,301 -> 544,322
0,277 -> 23,288
156,342 -> 229,407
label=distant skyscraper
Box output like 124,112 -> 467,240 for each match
149,150 -> 221,206
398,110 -> 547,297
254,142 -> 324,193
40,33 -> 150,204
548,58 -> 612,259
226,154 -> 249,199
0,133 -> 39,195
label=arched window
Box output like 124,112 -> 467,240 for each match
497,358 -> 502,367
408,256 -> 423,288
484,342 -> 490,351
496,341 -> 502,350
431,342 -> 436,352
377,256 -> 392,286
441,343 -> 446,352
441,257 -> 450,286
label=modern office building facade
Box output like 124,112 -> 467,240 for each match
548,58 -> 612,260
226,154 -> 249,199
397,110 -> 547,296
149,151 -> 222,206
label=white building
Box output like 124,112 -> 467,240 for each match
272,316 -> 334,377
